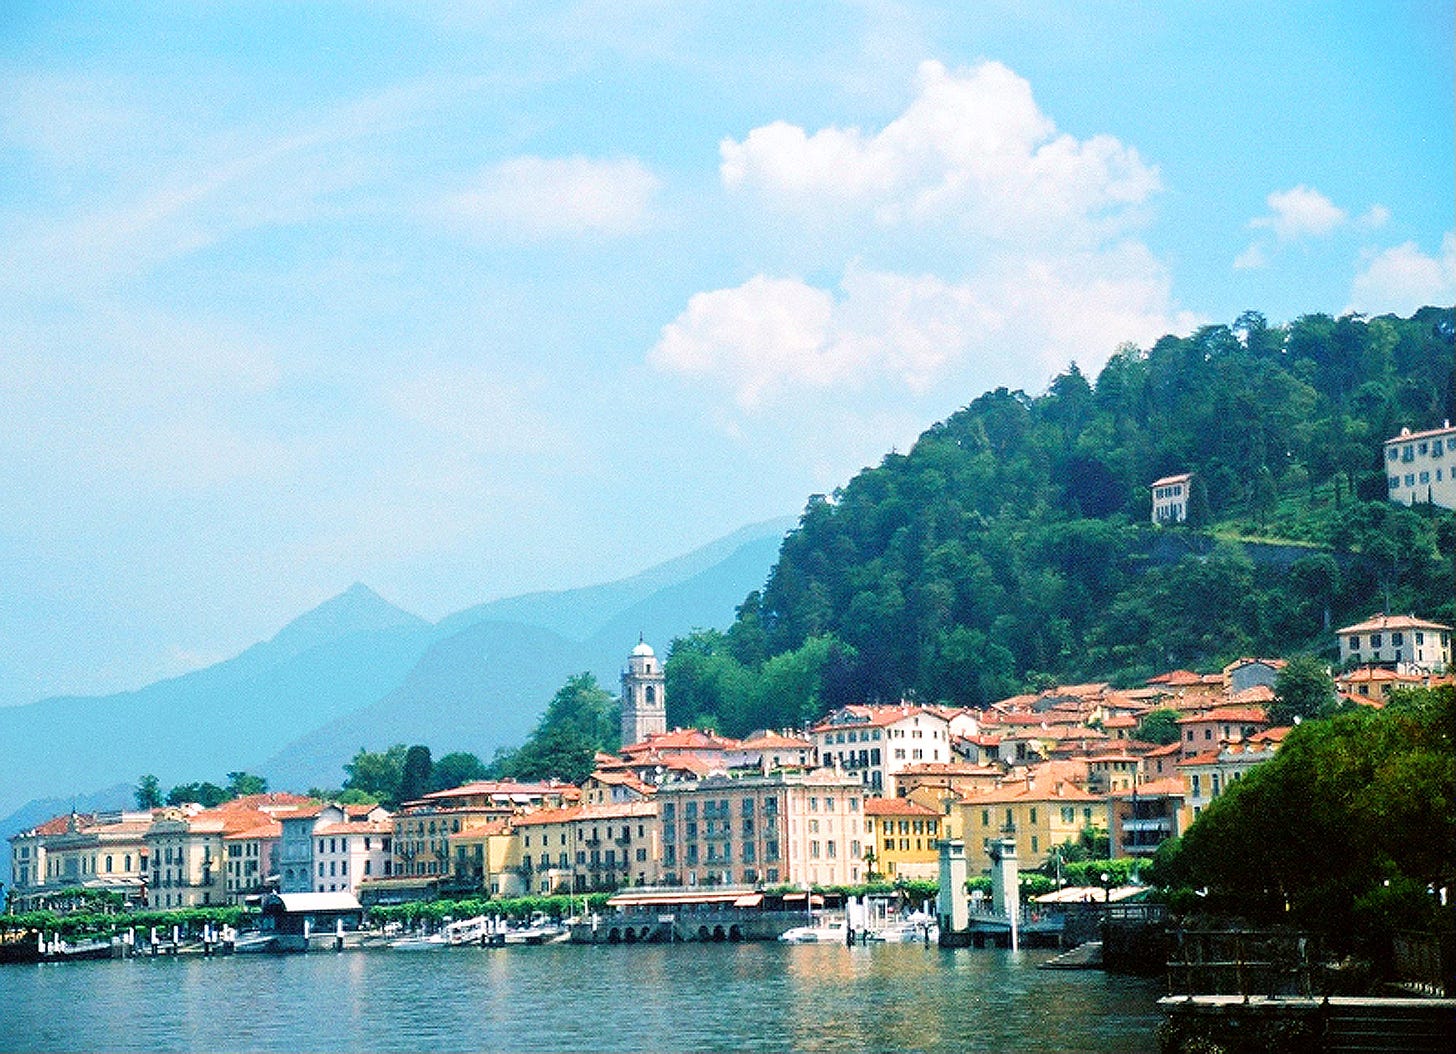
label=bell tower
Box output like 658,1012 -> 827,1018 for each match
620,637 -> 666,747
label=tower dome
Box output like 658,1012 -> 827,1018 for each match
631,640 -> 655,658
621,637 -> 666,747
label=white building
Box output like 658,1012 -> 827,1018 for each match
1337,613 -> 1452,674
1150,473 -> 1193,524
811,704 -> 952,795
1385,422 -> 1456,510
279,803 -> 393,895
620,639 -> 667,747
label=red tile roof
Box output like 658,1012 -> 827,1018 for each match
864,797 -> 940,817
1338,612 -> 1452,634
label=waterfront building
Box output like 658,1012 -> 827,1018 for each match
444,819 -> 521,897
811,703 -> 952,794
954,777 -> 1103,875
863,797 -> 943,881
656,768 -> 866,889
1384,421 -> 1456,509
1336,613 -> 1452,674
8,810 -> 154,909
146,806 -> 227,908
1105,777 -> 1185,858
388,782 -> 575,880
279,803 -> 392,894
222,817 -> 281,904
1150,472 -> 1193,524
620,638 -> 668,746
512,800 -> 659,893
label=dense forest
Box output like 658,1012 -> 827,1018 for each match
665,308 -> 1456,735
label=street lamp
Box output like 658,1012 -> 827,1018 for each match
1100,871 -> 1111,905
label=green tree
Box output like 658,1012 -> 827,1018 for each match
1269,654 -> 1335,725
490,674 -> 619,784
135,774 -> 163,810
1134,708 -> 1182,746
397,745 -> 434,804
165,782 -> 230,807
225,771 -> 267,797
343,744 -> 409,805
430,751 -> 489,793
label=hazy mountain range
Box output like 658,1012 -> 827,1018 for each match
0,517 -> 792,879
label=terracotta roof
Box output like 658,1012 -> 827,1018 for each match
961,780 -> 1100,805
811,704 -> 949,733
1177,707 -> 1269,724
619,728 -> 743,754
1228,685 -> 1276,705
1148,670 -> 1206,687
1385,422 -> 1456,444
1337,613 -> 1452,634
1109,777 -> 1185,798
739,730 -> 813,749
864,797 -> 940,817
314,819 -> 392,836
1151,473 -> 1193,487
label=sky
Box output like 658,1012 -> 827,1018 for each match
1,1 -> 1452,704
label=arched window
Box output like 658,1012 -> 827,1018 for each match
645,685 -> 656,704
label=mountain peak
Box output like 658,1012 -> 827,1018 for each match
265,584 -> 429,660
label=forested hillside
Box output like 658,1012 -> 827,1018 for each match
666,309 -> 1456,734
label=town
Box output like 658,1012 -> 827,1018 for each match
8,611 -> 1451,943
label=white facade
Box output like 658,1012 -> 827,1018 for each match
812,705 -> 952,795
1150,473 -> 1193,524
279,805 -> 393,895
620,639 -> 667,747
1337,613 -> 1452,674
1385,422 -> 1456,510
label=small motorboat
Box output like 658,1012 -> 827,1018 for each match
230,931 -> 278,953
870,912 -> 939,943
778,917 -> 849,943
389,932 -> 448,950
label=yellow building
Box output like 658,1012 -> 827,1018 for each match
955,778 -> 1103,875
863,797 -> 942,881
512,801 -> 660,894
446,819 -> 522,897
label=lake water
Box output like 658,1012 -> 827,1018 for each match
0,943 -> 1164,1053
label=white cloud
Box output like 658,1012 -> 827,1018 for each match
1358,204 -> 1391,230
719,59 -> 1159,243
442,155 -> 660,239
651,249 -> 1198,409
661,60 -> 1192,408
1250,184 -> 1346,241
1232,243 -> 1267,271
1347,233 -> 1456,316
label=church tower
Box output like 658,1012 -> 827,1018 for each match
620,638 -> 667,747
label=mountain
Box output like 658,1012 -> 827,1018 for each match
0,518 -> 794,828
261,520 -> 794,789
0,585 -> 437,822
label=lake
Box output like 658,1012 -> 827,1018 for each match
0,942 -> 1164,1052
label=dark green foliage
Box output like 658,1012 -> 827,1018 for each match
225,771 -> 267,797
487,674 -> 619,784
397,745 -> 433,805
1159,685 -> 1456,949
1268,654 -> 1336,725
343,744 -> 408,805
165,782 -> 230,807
670,309 -> 1453,726
134,775 -> 162,810
1134,708 -> 1183,746
430,751 -> 490,793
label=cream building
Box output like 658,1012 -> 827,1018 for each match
1385,422 -> 1456,509
1337,613 -> 1451,674
9,811 -> 154,908
513,801 -> 659,894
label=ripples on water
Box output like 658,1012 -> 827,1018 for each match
0,943 -> 1162,1053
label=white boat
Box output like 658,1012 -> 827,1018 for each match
230,931 -> 277,953
389,932 -> 448,950
444,916 -> 490,946
778,918 -> 849,943
871,912 -> 939,943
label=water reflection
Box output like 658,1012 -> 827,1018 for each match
0,943 -> 1161,1054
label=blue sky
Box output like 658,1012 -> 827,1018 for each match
1,1 -> 1452,703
